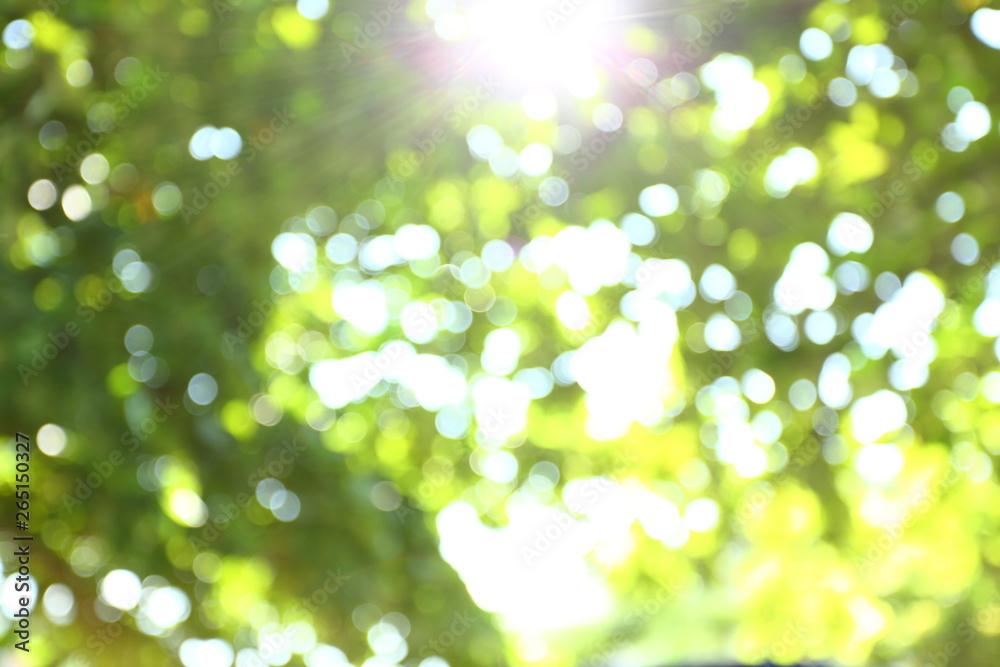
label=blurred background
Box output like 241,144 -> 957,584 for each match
3,0 -> 1000,665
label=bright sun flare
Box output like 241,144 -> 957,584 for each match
434,0 -> 611,91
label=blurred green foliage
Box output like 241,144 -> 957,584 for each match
3,0 -> 1000,666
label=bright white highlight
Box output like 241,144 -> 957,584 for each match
437,499 -> 611,633
850,390 -> 907,444
472,376 -> 531,440
774,242 -> 836,315
100,570 -> 142,611
972,9 -> 1000,49
764,147 -> 819,198
552,221 -> 631,295
868,272 -> 945,364
701,54 -> 771,133
855,443 -> 904,484
465,0 -> 609,90
570,312 -> 679,440
332,282 -> 389,335
827,212 -> 873,256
